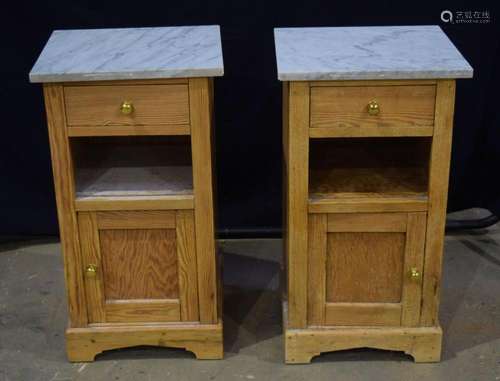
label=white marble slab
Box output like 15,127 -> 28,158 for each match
30,25 -> 223,83
76,165 -> 193,198
274,26 -> 473,81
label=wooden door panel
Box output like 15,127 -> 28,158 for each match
78,210 -> 199,324
100,228 -> 179,300
308,212 -> 427,327
326,232 -> 405,303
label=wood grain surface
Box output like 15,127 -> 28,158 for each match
309,138 -> 429,200
77,212 -> 106,323
105,299 -> 181,323
401,212 -> 427,326
327,213 -> 407,232
421,80 -> 456,326
284,317 -> 442,364
326,232 -> 405,303
310,85 -> 436,130
96,210 -> 176,230
307,214 -> 327,326
309,197 -> 428,214
285,82 -> 310,328
66,319 -> 223,362
64,84 -> 189,127
43,84 -> 88,327
100,229 -> 179,300
324,302 -> 402,326
176,210 -> 199,321
75,194 -> 194,211
189,77 -> 218,323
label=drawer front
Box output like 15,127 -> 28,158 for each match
310,85 -> 436,135
64,84 -> 190,128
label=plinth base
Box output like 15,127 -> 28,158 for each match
283,304 -> 441,364
66,320 -> 223,362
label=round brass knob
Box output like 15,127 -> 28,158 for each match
120,101 -> 134,115
409,267 -> 421,281
85,264 -> 98,277
367,100 -> 380,116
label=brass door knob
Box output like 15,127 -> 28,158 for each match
409,267 -> 421,281
120,100 -> 134,115
367,100 -> 380,116
85,264 -> 98,277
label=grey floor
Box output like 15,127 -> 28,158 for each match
0,209 -> 499,381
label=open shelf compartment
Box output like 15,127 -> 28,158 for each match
71,136 -> 193,204
309,138 -> 430,204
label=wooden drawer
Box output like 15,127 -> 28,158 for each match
310,84 -> 436,137
64,82 -> 190,136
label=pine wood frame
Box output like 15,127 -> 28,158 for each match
42,77 -> 222,361
283,79 -> 456,363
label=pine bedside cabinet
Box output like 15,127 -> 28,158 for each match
29,26 -> 224,361
274,26 -> 473,363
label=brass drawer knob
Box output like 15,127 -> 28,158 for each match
409,267 -> 421,281
120,100 -> 134,115
85,264 -> 98,277
367,100 -> 380,116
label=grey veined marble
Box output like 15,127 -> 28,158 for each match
274,25 -> 473,81
30,26 -> 224,83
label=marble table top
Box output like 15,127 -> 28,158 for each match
274,25 -> 473,81
30,25 -> 224,83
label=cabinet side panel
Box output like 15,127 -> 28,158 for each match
420,80 -> 456,326
286,82 -> 310,328
43,84 -> 88,327
189,77 -> 218,323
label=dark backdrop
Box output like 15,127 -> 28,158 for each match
1,0 -> 499,236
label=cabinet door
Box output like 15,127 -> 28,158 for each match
78,210 -> 199,323
308,212 -> 426,327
